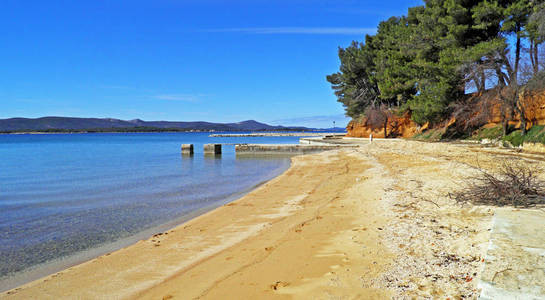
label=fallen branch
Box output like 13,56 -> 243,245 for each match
420,199 -> 440,208
492,268 -> 512,282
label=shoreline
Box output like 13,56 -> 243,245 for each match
0,159 -> 291,293
209,132 -> 345,137
3,149 -> 383,299
3,140 -> 544,299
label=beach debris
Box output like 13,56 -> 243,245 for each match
491,267 -> 512,282
451,162 -> 545,207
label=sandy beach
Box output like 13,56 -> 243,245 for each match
2,140 -> 544,299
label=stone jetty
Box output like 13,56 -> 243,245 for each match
234,144 -> 357,154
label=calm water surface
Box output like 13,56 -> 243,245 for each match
0,132 -> 299,287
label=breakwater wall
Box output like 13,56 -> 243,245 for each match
234,144 -> 358,154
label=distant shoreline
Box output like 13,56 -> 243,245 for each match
0,117 -> 332,133
0,129 -> 344,135
209,132 -> 346,137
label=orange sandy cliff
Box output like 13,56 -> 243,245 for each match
346,90 -> 545,138
519,91 -> 545,127
475,90 -> 545,130
346,112 -> 420,138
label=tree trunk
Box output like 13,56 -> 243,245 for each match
514,104 -> 527,136
517,88 -> 528,136
383,119 -> 388,139
530,40 -> 538,75
500,94 -> 509,138
534,42 -> 539,75
500,51 -> 513,83
513,23 -> 521,83
480,68 -> 486,93
521,112 -> 527,135
495,67 -> 506,87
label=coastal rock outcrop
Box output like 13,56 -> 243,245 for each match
346,90 -> 545,138
346,112 -> 420,138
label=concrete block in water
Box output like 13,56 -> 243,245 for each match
181,144 -> 194,155
204,144 -> 222,154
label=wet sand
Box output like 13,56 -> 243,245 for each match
3,140 -> 544,299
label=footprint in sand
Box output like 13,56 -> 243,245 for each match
270,281 -> 289,290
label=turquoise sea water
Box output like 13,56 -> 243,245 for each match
0,132 -> 298,289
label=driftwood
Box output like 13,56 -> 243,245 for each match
452,162 -> 545,208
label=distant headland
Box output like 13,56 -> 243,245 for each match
0,117 -> 345,133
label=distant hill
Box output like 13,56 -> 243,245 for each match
0,117 -> 312,132
318,127 -> 348,133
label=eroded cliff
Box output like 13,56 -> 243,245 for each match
346,90 -> 545,138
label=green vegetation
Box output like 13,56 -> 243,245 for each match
328,0 -> 545,134
503,125 -> 545,146
503,130 -> 527,146
468,125 -> 545,146
471,126 -> 504,141
412,128 -> 446,141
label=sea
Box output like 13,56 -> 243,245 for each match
0,132 -> 302,291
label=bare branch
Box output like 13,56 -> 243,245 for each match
452,162 -> 545,208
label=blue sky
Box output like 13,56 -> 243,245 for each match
0,0 -> 422,128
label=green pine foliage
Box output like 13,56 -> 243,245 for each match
327,0 -> 545,126
326,39 -> 380,118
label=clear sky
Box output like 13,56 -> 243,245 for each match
0,0 -> 422,128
